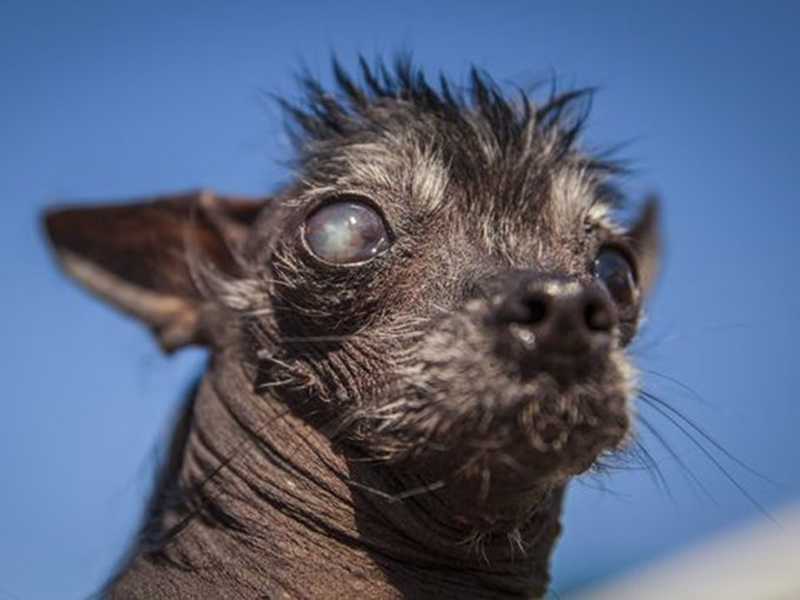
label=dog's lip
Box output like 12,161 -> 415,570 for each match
512,352 -> 600,386
535,350 -> 585,365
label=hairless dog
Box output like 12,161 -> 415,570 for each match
43,58 -> 660,599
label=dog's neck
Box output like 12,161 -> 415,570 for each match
107,348 -> 566,599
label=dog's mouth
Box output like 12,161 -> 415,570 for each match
357,361 -> 632,482
349,373 -> 629,527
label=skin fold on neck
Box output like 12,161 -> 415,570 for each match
107,346 -> 566,599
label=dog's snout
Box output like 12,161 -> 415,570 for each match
497,277 -> 616,337
491,275 -> 617,376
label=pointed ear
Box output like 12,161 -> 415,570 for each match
627,195 -> 662,296
42,190 -> 267,351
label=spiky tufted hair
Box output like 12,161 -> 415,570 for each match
279,56 -> 618,180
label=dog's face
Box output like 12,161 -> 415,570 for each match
222,64 -> 661,512
44,61 -> 660,525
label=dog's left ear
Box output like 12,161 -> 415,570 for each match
42,190 -> 267,351
626,195 -> 662,296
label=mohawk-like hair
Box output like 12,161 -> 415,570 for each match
280,56 -> 608,170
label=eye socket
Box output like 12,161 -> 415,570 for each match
593,246 -> 639,315
303,199 -> 391,265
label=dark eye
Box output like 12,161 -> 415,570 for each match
593,247 -> 639,314
303,199 -> 391,265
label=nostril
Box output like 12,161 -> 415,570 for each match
584,299 -> 614,333
523,296 -> 548,326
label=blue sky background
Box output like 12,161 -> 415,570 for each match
1,1 -> 799,598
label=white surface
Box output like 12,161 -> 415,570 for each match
569,503 -> 800,600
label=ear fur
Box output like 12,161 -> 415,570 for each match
42,190 -> 267,351
627,195 -> 662,296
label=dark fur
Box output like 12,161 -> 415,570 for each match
43,58 -> 660,598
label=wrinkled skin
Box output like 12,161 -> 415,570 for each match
43,60 -> 660,599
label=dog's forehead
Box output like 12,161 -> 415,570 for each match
300,129 -> 612,261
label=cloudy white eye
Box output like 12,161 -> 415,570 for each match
303,199 -> 391,265
594,247 -> 639,315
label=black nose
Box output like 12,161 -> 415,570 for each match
492,274 -> 617,373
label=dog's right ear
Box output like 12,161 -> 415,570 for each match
626,195 -> 662,296
42,190 -> 268,351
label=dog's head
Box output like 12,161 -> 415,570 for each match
44,59 -> 660,528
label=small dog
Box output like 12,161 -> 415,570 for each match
43,58 -> 659,598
